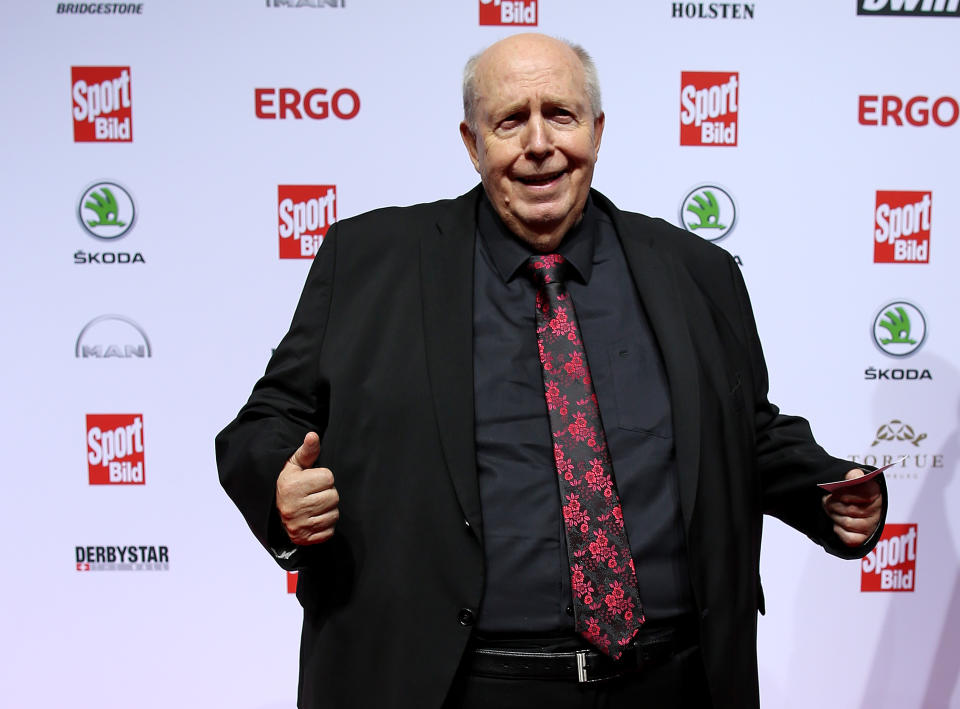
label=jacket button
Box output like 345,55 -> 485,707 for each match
463,518 -> 471,529
457,608 -> 475,626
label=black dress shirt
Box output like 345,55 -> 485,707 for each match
473,195 -> 694,634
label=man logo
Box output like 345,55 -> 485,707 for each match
78,181 -> 136,240
872,301 -> 926,357
680,185 -> 736,241
75,315 -> 152,358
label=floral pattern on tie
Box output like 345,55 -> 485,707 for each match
527,253 -> 645,659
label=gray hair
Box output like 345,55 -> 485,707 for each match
462,37 -> 602,133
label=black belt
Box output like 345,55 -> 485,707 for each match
468,620 -> 698,684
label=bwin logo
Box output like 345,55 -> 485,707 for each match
75,315 -> 152,359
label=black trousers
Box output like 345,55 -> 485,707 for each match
443,645 -> 712,709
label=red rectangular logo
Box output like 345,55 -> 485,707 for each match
479,0 -> 537,25
861,523 -> 917,592
680,72 -> 739,146
287,571 -> 298,594
278,185 -> 337,259
874,191 -> 931,263
71,66 -> 133,142
86,414 -> 145,485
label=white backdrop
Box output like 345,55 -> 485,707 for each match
1,1 -> 958,707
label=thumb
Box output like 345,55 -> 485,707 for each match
288,431 -> 321,471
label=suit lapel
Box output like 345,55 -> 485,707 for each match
420,187 -> 484,541
599,195 -> 702,531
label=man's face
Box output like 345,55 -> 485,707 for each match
460,35 -> 604,252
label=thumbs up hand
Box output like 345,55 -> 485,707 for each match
275,432 -> 339,545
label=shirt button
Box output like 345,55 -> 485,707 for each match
457,608 -> 475,626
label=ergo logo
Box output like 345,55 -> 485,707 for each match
859,95 -> 958,126
255,88 -> 360,120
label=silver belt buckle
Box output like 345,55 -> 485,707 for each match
576,650 -> 589,683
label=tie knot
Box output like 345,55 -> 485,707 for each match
526,253 -> 567,288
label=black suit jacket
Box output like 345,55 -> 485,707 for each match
216,185 -> 885,708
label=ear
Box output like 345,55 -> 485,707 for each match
459,121 -> 481,174
592,112 -> 605,157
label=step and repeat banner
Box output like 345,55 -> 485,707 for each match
1,1 -> 958,707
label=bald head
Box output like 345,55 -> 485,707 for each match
457,33 -> 606,252
462,34 -> 602,134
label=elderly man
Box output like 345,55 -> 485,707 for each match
216,33 -> 885,709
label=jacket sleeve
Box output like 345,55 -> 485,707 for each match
725,252 -> 887,560
215,224 -> 339,570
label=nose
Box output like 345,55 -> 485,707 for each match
522,115 -> 553,160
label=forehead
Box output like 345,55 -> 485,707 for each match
475,43 -> 588,113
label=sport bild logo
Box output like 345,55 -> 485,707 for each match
680,185 -> 736,241
86,414 -> 145,485
861,524 -> 917,592
859,95 -> 958,127
288,571 -> 298,593
278,185 -> 337,259
479,0 -> 537,25
75,545 -> 169,572
71,66 -> 132,142
875,191 -> 931,263
680,72 -> 739,146
858,0 -> 959,16
75,315 -> 152,359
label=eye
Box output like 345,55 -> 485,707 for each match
498,113 -> 524,130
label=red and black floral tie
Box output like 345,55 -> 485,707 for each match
527,253 -> 645,660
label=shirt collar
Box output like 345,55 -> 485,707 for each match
477,192 -> 597,285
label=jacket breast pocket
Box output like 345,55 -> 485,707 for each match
607,339 -> 672,438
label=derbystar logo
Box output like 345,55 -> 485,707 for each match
874,191 -> 931,263
872,300 -> 926,357
859,95 -> 958,126
861,524 -> 917,591
847,419 -> 943,480
671,2 -> 756,18
86,414 -> 145,485
287,571 -> 298,593
278,185 -> 337,259
255,88 -> 360,120
71,66 -> 132,142
479,0 -> 537,24
76,545 -> 169,571
858,0 -> 959,15
680,72 -> 738,146
75,315 -> 152,359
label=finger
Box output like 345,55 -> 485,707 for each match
288,431 -> 321,471
834,524 -> 870,547
824,496 -> 882,518
285,508 -> 340,545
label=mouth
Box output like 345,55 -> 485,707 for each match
517,170 -> 566,187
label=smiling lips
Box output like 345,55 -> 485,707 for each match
517,170 -> 566,186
